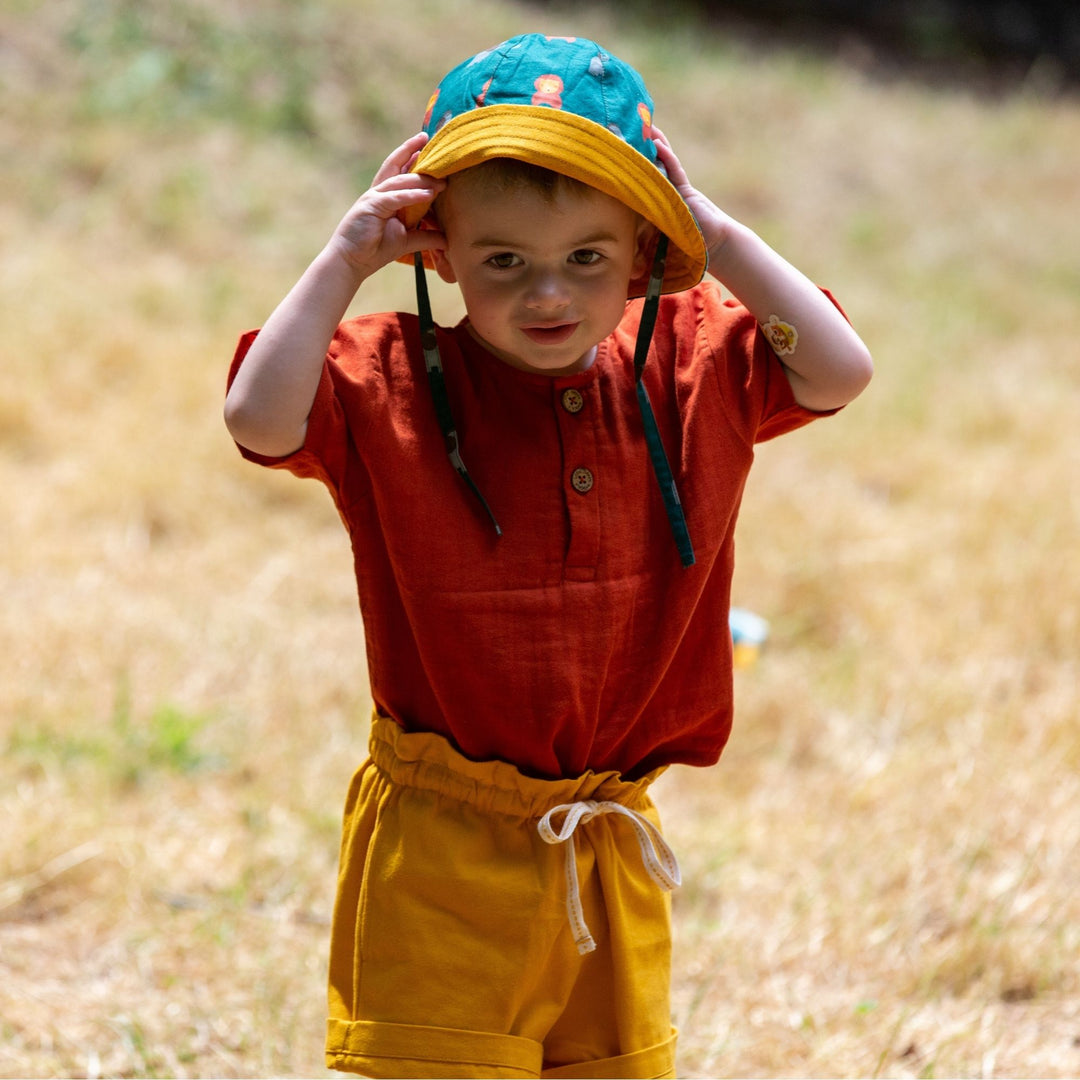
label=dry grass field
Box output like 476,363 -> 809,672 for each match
2,0 -> 1079,1076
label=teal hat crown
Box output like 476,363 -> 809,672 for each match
422,34 -> 663,168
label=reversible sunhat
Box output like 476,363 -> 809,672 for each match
409,34 -> 708,566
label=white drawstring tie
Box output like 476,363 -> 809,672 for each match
537,800 -> 682,955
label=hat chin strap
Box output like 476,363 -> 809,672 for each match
414,252 -> 502,537
633,235 -> 695,568
414,239 -> 695,567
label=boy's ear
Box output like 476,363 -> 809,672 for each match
415,207 -> 457,283
633,220 -> 659,279
628,221 -> 660,292
429,246 -> 458,284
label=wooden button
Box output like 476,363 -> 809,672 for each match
561,388 -> 585,414
570,467 -> 594,494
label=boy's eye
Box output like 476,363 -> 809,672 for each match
570,249 -> 602,266
486,253 -> 521,269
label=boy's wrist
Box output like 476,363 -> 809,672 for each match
319,240 -> 376,290
704,218 -> 749,281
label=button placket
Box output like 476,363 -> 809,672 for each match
555,381 -> 600,578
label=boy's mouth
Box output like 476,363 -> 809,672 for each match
520,322 -> 579,345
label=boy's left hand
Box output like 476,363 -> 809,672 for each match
652,128 -> 733,262
653,127 -> 873,412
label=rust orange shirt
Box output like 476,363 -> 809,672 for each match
229,282 -> 836,780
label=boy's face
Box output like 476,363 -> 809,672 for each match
431,172 -> 654,376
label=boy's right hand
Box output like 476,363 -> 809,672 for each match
327,132 -> 447,280
224,134 -> 447,458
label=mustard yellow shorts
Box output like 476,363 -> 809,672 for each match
325,716 -> 680,1079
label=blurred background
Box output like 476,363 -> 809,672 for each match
639,0 -> 1080,76
2,1 -> 1078,1076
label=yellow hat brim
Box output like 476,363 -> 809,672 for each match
399,105 -> 707,296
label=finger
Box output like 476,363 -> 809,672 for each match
364,172 -> 444,204
400,226 -> 447,256
373,170 -> 444,193
375,171 -> 442,191
362,184 -> 442,220
369,182 -> 445,222
372,133 -> 430,184
653,135 -> 689,186
652,131 -> 674,159
406,150 -> 433,174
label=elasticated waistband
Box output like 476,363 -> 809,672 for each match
368,714 -> 662,820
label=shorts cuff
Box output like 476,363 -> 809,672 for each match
327,1018 -> 543,1078
541,1027 -> 678,1079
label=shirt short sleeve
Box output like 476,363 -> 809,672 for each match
692,283 -> 844,446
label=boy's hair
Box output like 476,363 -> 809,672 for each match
433,158 -> 592,224
453,158 -> 589,199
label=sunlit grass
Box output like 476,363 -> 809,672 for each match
3,0 -> 1079,1076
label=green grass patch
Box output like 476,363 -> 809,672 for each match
8,682 -> 224,787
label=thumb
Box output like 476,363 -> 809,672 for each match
400,224 -> 446,257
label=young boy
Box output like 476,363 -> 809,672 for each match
225,34 -> 871,1080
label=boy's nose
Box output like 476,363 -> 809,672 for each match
523,270 -> 571,310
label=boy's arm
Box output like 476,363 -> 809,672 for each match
654,131 -> 873,412
224,133 -> 446,457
